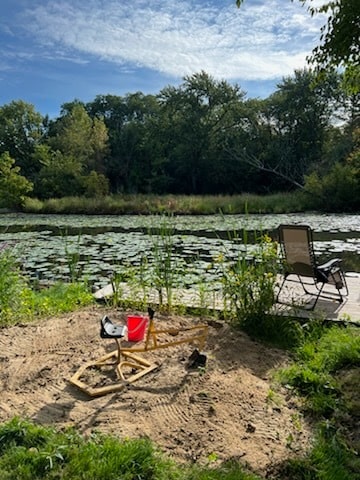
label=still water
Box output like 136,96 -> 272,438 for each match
0,213 -> 359,288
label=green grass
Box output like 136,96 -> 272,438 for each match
0,418 -> 260,480
0,245 -> 94,327
22,191 -> 310,215
275,323 -> 360,479
277,325 -> 360,416
0,281 -> 94,327
26,282 -> 94,316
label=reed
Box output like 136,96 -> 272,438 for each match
22,191 -> 310,215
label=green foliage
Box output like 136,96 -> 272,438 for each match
82,171 -> 109,197
22,192 -> 310,215
306,1 -> 360,92
34,151 -> 84,199
147,215 -> 185,311
220,232 -> 279,330
280,421 -> 360,480
25,282 -> 94,317
61,230 -> 84,282
278,325 -> 360,415
0,152 -> 33,208
304,162 -> 360,211
49,104 -> 109,173
275,324 -> 360,478
1,67 -> 359,211
0,100 -> 45,179
0,244 -> 32,325
0,418 -> 260,480
0,241 -> 92,326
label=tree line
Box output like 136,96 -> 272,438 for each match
0,69 -> 359,211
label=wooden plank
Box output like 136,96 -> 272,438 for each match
93,276 -> 360,324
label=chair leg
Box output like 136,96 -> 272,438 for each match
308,282 -> 325,310
276,274 -> 327,310
276,275 -> 287,303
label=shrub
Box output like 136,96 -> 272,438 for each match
304,163 -> 360,212
217,229 -> 304,348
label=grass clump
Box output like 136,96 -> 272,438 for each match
277,421 -> 360,480
0,242 -> 93,327
275,323 -> 360,479
278,325 -> 360,416
0,418 -> 260,480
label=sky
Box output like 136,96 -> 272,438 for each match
0,0 -> 328,118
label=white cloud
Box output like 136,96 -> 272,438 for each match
22,0 -> 326,81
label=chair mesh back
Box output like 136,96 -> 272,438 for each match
279,225 -> 315,277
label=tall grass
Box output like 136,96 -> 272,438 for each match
23,191 -> 310,215
0,243 -> 30,325
219,231 -> 278,324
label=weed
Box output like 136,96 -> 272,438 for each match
0,243 -> 32,325
266,388 -> 282,407
217,228 -> 282,338
147,214 -> 184,311
60,229 -> 85,282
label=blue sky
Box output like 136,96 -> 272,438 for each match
0,0 -> 327,118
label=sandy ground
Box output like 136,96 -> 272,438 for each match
0,305 -> 314,475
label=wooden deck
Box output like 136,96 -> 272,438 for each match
274,276 -> 360,324
94,275 -> 360,325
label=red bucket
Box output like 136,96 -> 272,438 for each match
127,315 -> 148,342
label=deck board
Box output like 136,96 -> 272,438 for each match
94,276 -> 360,324
274,276 -> 360,323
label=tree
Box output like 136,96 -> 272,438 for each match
48,104 -> 109,174
0,101 -> 45,179
87,93 -> 160,193
236,1 -> 360,93
227,70 -> 342,190
0,152 -> 33,208
156,71 -> 247,194
34,151 -> 84,199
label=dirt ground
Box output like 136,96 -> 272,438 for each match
0,305 -> 314,475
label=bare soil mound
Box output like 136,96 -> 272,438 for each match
0,305 -> 313,474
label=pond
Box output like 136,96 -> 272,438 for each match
0,212 -> 359,289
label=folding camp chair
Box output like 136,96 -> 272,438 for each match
276,224 -> 348,310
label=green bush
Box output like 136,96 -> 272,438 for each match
304,163 -> 360,212
218,229 -> 304,349
220,232 -> 279,329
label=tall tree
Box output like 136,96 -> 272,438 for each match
228,69 -> 341,189
156,71 -> 247,194
88,93 -> 159,192
0,152 -> 33,207
49,104 -> 109,174
0,101 -> 45,180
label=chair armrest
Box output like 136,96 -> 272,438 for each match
317,258 -> 342,272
